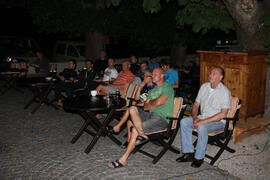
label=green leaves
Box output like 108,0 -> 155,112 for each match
261,12 -> 270,48
178,0 -> 188,6
175,0 -> 233,34
143,0 -> 161,13
265,37 -> 270,48
111,0 -> 122,7
261,13 -> 270,26
105,0 -> 122,7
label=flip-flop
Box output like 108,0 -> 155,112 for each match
109,160 -> 124,169
135,135 -> 149,146
121,141 -> 129,149
107,125 -> 120,135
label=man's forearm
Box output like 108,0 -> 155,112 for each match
201,111 -> 227,124
192,105 -> 199,120
143,99 -> 157,110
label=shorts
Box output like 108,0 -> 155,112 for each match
107,86 -> 122,95
137,107 -> 168,133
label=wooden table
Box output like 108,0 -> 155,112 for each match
0,71 -> 22,95
64,94 -> 126,154
24,78 -> 56,114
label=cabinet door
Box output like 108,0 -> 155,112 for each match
223,65 -> 241,98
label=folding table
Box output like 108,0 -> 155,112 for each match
64,94 -> 126,154
24,80 -> 56,114
0,71 -> 21,95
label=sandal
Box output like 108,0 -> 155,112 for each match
108,160 -> 125,169
121,141 -> 129,149
135,135 -> 149,146
107,125 -> 120,135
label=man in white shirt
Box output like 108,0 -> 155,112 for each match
103,58 -> 118,83
176,66 -> 231,168
94,58 -> 118,84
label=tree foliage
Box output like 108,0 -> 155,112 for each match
107,0 -> 234,34
261,12 -> 270,47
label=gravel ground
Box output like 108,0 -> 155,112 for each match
0,87 -> 269,179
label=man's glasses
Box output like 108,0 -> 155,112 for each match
144,75 -> 152,77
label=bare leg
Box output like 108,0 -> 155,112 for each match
126,120 -> 133,142
96,84 -> 108,95
57,99 -> 63,106
108,128 -> 138,168
113,109 -> 130,132
129,106 -> 146,137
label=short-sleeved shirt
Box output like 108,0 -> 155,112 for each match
148,60 -> 159,72
148,82 -> 174,123
196,82 -> 231,123
165,69 -> 179,86
139,84 -> 156,102
103,67 -> 118,82
112,70 -> 135,85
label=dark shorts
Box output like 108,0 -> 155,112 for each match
137,107 -> 168,133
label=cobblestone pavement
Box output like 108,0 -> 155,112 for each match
0,89 -> 239,180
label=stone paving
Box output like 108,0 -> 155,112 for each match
0,89 -> 239,180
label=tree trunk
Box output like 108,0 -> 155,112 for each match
85,30 -> 106,60
223,0 -> 270,50
83,0 -> 106,60
265,64 -> 270,118
170,43 -> 187,68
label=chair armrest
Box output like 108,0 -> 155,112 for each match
223,117 -> 238,121
127,97 -> 140,106
222,117 -> 239,138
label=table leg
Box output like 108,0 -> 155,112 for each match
84,109 -> 122,154
24,96 -> 36,109
29,84 -> 54,114
71,118 -> 92,144
80,111 -> 100,132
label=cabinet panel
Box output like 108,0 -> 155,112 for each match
198,50 -> 267,122
203,53 -> 221,63
223,55 -> 244,64
223,66 -> 241,97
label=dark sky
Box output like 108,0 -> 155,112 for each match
0,6 -> 70,57
0,7 -> 38,36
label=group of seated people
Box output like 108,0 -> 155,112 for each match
106,65 -> 230,170
53,51 -> 181,107
54,52 -> 226,170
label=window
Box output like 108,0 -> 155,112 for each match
76,45 -> 85,57
67,45 -> 78,57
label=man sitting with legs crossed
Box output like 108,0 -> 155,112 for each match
176,66 -> 231,168
108,67 -> 174,168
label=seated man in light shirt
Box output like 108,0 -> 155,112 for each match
95,58 -> 118,84
176,66 -> 231,168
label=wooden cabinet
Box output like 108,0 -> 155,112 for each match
197,50 -> 268,122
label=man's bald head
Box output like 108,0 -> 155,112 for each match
152,67 -> 165,84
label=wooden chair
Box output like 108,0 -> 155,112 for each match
192,97 -> 242,165
112,83 -> 141,120
133,97 -> 186,164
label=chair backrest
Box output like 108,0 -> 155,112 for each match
171,97 -> 184,129
121,83 -> 140,106
145,97 -> 184,135
227,97 -> 241,130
